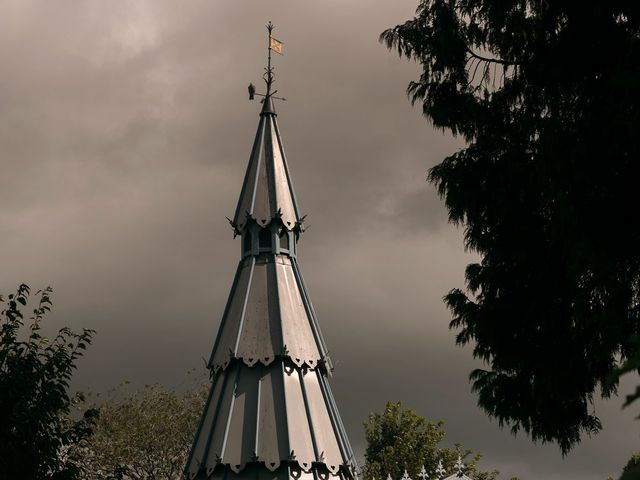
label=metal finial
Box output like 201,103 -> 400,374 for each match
401,470 -> 411,480
265,21 -> 275,95
248,21 -> 286,103
435,460 -> 446,478
417,466 -> 429,480
453,456 -> 465,475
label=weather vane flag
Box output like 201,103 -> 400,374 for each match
269,35 -> 284,55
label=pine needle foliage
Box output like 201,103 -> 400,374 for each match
382,1 -> 640,453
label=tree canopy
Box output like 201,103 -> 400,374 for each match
0,284 -> 96,480
363,401 -> 501,480
382,1 -> 640,453
75,377 -> 208,480
618,453 -> 640,480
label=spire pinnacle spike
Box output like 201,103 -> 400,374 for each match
265,21 -> 274,96
248,22 -> 286,104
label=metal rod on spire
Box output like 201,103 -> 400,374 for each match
266,21 -> 274,95
248,21 -> 285,102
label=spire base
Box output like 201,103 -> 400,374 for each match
261,96 -> 277,115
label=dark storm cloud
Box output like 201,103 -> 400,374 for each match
1,2 -> 637,479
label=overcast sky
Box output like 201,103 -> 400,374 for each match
1,1 -> 637,479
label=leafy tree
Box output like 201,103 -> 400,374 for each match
619,453 -> 640,480
75,376 -> 208,480
607,452 -> 640,480
0,284 -> 96,480
381,1 -> 640,453
363,401 -> 500,480
610,343 -> 640,417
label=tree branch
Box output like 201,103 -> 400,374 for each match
466,46 -> 521,66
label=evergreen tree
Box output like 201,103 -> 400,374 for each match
381,1 -> 640,453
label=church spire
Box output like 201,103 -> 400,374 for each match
186,24 -> 358,480
233,22 -> 297,233
232,96 -> 300,233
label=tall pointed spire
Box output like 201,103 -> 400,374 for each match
186,24 -> 358,480
232,92 -> 300,232
233,21 -> 299,233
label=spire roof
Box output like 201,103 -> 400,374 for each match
232,98 -> 301,232
186,360 -> 352,478
207,254 -> 331,373
186,23 -> 357,480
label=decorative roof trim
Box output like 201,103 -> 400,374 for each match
209,355 -> 331,375
232,108 -> 301,234
208,255 -> 331,375
190,462 -> 355,480
186,361 -> 355,479
231,215 -> 306,236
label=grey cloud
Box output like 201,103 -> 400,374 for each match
0,1 -> 636,479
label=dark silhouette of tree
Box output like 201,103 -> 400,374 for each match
381,1 -> 640,453
606,452 -> 640,480
611,340 -> 640,418
0,284 -> 96,479
619,453 -> 640,480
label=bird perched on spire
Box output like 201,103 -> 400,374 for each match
248,82 -> 256,100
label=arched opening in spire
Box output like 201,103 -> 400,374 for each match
258,227 -> 272,250
279,229 -> 290,251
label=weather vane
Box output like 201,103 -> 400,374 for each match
248,21 -> 286,102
